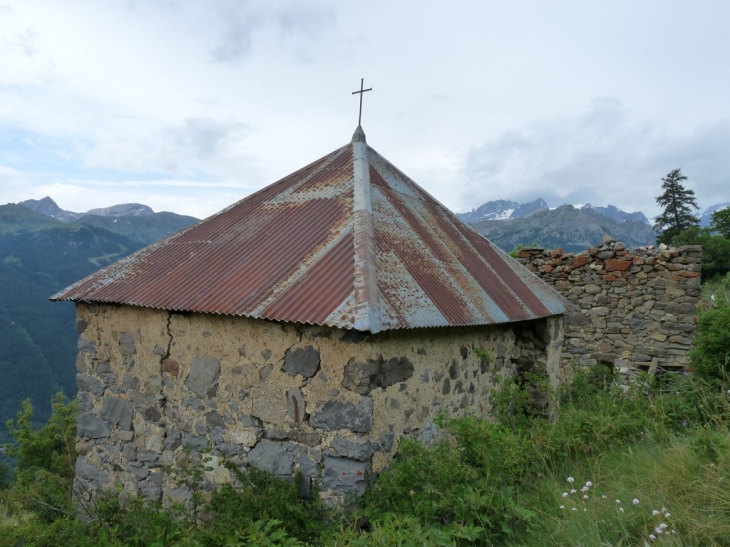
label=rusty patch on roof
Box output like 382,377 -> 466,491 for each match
52,130 -> 565,332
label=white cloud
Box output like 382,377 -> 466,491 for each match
461,99 -> 730,216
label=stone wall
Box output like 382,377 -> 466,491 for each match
515,238 -> 701,378
73,302 -> 563,505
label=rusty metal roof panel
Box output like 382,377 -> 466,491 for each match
52,127 -> 565,332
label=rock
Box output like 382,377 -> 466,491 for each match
605,259 -> 631,272
332,436 -> 375,461
601,234 -> 617,245
310,397 -> 373,433
185,356 -> 221,399
282,346 -> 321,378
77,391 -> 93,412
230,428 -> 259,447
248,440 -> 295,475
77,412 -> 111,438
342,356 -> 414,395
119,332 -> 137,356
206,411 -> 224,427
629,318 -> 648,330
78,338 -> 97,357
100,396 -> 134,430
182,434 -> 208,451
321,457 -> 370,496
76,457 -> 109,483
77,374 -> 105,396
165,487 -> 193,504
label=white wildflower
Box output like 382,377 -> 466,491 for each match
659,523 -> 668,530
619,507 -> 624,513
602,495 -> 608,499
560,505 -> 565,509
581,486 -> 589,493
571,489 -> 577,494
583,508 -> 587,511
562,492 -> 569,498
585,481 -> 593,487
567,477 -> 575,483
633,498 -> 640,505
655,527 -> 663,535
616,500 -> 621,504
572,507 -> 577,511
649,534 -> 656,541
652,510 -> 660,516
665,512 -> 671,518
583,495 -> 589,499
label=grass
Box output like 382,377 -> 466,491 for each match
2,295 -> 730,546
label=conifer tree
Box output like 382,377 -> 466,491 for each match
654,168 -> 700,245
710,207 -> 730,239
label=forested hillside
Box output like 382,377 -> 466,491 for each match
0,205 -> 147,442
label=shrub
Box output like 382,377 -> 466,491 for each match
689,304 -> 730,381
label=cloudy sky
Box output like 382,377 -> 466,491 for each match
1,1 -> 728,220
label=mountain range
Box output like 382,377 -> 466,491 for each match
456,198 -> 655,253
0,198 -> 198,441
1,194 -> 727,440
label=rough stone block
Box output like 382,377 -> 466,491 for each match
332,436 -> 375,461
77,412 -> 111,439
77,374 -> 105,396
76,456 -> 109,483
282,346 -> 321,378
119,332 -> 137,356
248,440 -> 295,475
322,457 -> 369,496
185,356 -> 221,399
101,396 -> 134,430
342,356 -> 414,395
310,397 -> 373,433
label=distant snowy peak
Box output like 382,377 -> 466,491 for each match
457,198 -> 548,223
580,203 -> 651,225
700,202 -> 730,227
459,198 -> 652,227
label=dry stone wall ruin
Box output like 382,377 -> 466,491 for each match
73,303 -> 563,505
515,238 -> 701,378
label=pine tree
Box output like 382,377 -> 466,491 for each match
654,168 -> 700,245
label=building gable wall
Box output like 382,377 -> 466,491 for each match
73,303 -> 562,504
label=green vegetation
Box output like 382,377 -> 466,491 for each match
0,211 -> 146,444
654,168 -> 700,246
2,279 -> 730,545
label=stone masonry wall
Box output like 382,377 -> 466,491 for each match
73,302 -> 563,505
515,238 -> 701,379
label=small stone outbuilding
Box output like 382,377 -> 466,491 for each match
53,126 -> 566,504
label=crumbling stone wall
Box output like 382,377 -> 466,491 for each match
515,239 -> 701,378
73,303 -> 563,505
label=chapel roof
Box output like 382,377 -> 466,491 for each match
51,126 -> 565,333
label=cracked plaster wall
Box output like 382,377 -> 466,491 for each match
73,302 -> 562,505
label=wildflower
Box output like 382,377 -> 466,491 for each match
572,507 -> 577,511
682,420 -> 688,427
652,510 -> 660,516
567,477 -> 575,483
661,507 -> 667,512
562,492 -> 569,498
602,495 -> 608,499
616,500 -> 621,504
560,505 -> 565,509
655,527 -> 663,535
585,481 -> 593,487
633,498 -> 640,505
649,534 -> 656,541
619,507 -> 624,513
664,512 -> 670,518
583,495 -> 589,500
581,486 -> 589,492
570,489 -> 577,494
583,508 -> 587,511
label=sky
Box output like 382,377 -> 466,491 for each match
0,0 -> 728,220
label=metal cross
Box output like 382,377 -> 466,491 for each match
352,78 -> 372,126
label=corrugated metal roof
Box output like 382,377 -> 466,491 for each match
51,126 -> 565,332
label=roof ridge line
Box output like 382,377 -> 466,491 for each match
351,139 -> 381,333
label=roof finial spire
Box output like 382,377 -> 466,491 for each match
352,78 -> 372,127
